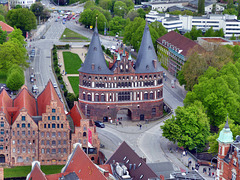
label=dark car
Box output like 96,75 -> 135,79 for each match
94,121 -> 105,128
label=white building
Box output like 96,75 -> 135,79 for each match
146,11 -> 240,38
10,0 -> 35,8
142,1 -> 189,12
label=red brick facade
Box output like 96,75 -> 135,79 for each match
0,81 -> 100,166
78,55 -> 164,121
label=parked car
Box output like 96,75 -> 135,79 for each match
94,121 -> 105,128
53,83 -> 57,88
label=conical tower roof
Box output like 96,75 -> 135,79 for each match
135,22 -> 163,74
217,118 -> 233,144
78,22 -> 113,75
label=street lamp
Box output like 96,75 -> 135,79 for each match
195,147 -> 197,159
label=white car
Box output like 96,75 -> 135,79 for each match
53,83 -> 57,88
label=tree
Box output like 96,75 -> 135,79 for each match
0,4 -> 7,17
30,2 -> 44,18
114,1 -> 127,17
227,0 -> 234,9
230,33 -> 236,40
182,10 -> 193,15
182,45 -> 233,90
121,0 -> 134,11
215,28 -> 224,37
0,15 -> 5,22
6,8 -> 37,34
91,9 -> 101,27
198,0 -> 205,15
238,0 -> 240,19
66,93 -> 77,109
161,101 -> 210,151
184,26 -> 202,40
79,9 -> 93,27
0,40 -> 28,72
204,27 -> 215,37
109,16 -> 126,34
212,3 -> 216,14
177,70 -> 186,86
137,8 -> 146,19
8,28 -> 26,45
126,10 -> 139,21
84,1 -> 95,9
223,8 -> 238,16
6,71 -> 24,91
0,29 -> 7,44
99,0 -> 112,10
6,66 -> 25,91
150,21 -> 167,37
97,13 -> 108,32
15,5 -> 22,9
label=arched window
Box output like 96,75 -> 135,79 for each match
144,93 -> 148,100
101,94 -> 105,102
150,92 -> 154,99
87,94 -> 91,101
83,132 -> 87,137
95,94 -> 99,102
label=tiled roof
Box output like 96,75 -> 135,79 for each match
0,89 -> 12,125
13,87 -> 37,123
26,162 -> 47,180
62,144 -> 107,180
201,37 -> 228,43
46,172 -> 79,180
157,31 -> 204,56
37,80 -> 64,115
68,103 -> 83,127
0,21 -> 14,33
106,141 -> 159,180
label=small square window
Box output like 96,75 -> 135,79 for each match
52,109 -> 56,113
57,116 -> 60,120
48,124 -> 50,128
33,131 -> 35,135
44,124 -> 46,128
48,116 -> 50,120
61,124 -> 63,128
52,116 -> 56,120
57,124 -> 59,128
0,122 -> 4,127
22,116 -> 25,121
17,124 -> 20,128
22,123 -> 25,128
28,123 -> 30,128
52,124 -> 56,128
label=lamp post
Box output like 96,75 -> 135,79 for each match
195,147 -> 197,159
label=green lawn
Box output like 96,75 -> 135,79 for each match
60,28 -> 89,41
63,52 -> 82,74
68,76 -> 79,96
4,165 -> 64,178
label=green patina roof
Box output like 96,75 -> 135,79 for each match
217,119 -> 233,144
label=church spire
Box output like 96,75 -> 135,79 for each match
135,21 -> 163,74
78,18 -> 113,75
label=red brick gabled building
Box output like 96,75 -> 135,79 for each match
0,21 -> 14,34
216,119 -> 240,180
27,144 -> 114,180
68,102 -> 100,164
78,22 -> 164,121
0,80 -> 100,166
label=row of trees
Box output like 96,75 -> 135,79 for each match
79,0 -> 148,34
0,28 -> 28,90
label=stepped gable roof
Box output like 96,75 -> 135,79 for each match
135,22 -> 163,74
13,87 -> 37,123
106,141 -> 159,180
0,89 -> 12,125
0,21 -> 14,33
62,144 -> 107,180
78,23 -> 113,75
157,31 -> 204,56
68,103 -> 84,127
37,80 -> 64,115
26,162 -> 47,180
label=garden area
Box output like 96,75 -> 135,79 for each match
62,52 -> 83,74
4,165 -> 64,178
60,28 -> 89,42
68,76 -> 79,96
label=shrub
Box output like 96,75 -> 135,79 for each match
58,75 -> 62,81
65,44 -> 70,49
55,67 -> 60,74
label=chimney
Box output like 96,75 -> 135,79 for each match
141,157 -> 146,162
133,164 -> 136,170
104,171 -> 109,177
153,60 -> 157,69
129,164 -> 132,170
91,63 -> 95,70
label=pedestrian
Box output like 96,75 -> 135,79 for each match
186,151 -> 188,156
183,151 -> 186,156
212,172 -> 214,177
139,124 -> 142,130
203,168 -> 205,173
192,167 -> 194,170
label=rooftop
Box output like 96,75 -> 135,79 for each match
0,21 -> 14,32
